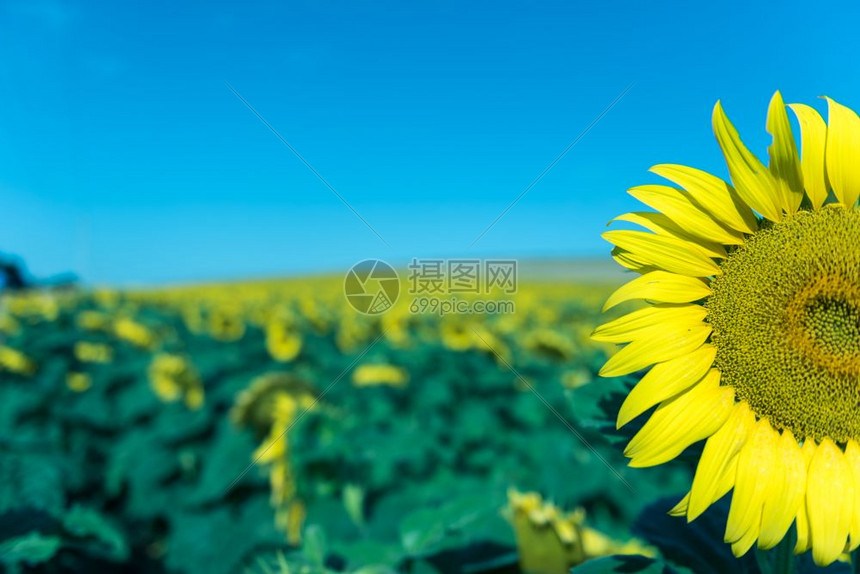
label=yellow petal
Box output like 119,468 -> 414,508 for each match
617,344 -> 716,428
794,440 -> 817,554
612,212 -> 727,259
603,271 -> 711,311
602,230 -> 721,277
676,454 -> 739,521
625,370 -> 734,467
688,401 -> 755,520
731,527 -> 761,559
712,455 -> 739,515
592,304 -> 707,343
843,440 -> 860,551
627,185 -> 745,245
599,324 -> 711,378
650,164 -> 758,234
766,91 -> 804,215
726,418 -> 778,549
807,438 -> 854,566
789,103 -> 829,209
713,101 -> 783,222
758,429 -> 806,549
825,97 -> 860,209
669,493 -> 690,517
611,247 -> 652,272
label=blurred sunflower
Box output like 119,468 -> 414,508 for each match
66,372 -> 93,392
74,341 -> 114,364
113,317 -> 156,349
265,317 -> 303,362
208,304 -> 246,342
506,489 -> 654,574
147,353 -> 204,409
595,92 -> 860,565
523,328 -> 576,361
0,312 -> 20,335
352,363 -> 409,388
230,373 -> 318,544
0,345 -> 36,376
76,310 -> 111,332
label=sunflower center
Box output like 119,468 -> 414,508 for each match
707,206 -> 860,444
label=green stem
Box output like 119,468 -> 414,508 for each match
853,547 -> 860,574
773,531 -> 795,574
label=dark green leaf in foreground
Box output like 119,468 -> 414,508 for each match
571,554 -> 679,574
631,497 -> 759,574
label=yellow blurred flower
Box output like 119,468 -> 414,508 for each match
282,499 -> 306,546
560,369 -> 591,389
298,297 -> 332,334
147,353 -> 204,410
74,341 -> 114,364
523,329 -> 576,361
0,345 -> 36,376
180,304 -> 206,335
114,317 -> 156,349
352,364 -> 409,388
440,321 -> 473,351
506,489 -> 653,574
470,324 -> 512,364
233,381 -> 318,545
7,293 -> 59,322
0,313 -> 21,335
335,315 -> 374,353
230,372 -> 318,428
208,305 -> 245,342
93,289 -> 120,309
76,310 -> 111,332
265,319 -> 303,363
66,372 -> 93,392
506,489 -> 586,573
438,319 -> 512,363
381,308 -> 413,348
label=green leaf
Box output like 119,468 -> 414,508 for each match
631,497 -> 758,574
0,532 -> 61,566
166,496 -> 286,574
0,453 -> 66,515
186,419 -> 261,506
571,555 -> 680,574
302,524 -> 327,566
62,505 -> 129,561
343,483 -> 366,529
351,566 -> 399,574
400,508 -> 447,556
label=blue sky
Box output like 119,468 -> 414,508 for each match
2,0 -> 860,285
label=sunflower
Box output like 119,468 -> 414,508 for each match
265,317 -> 303,362
147,353 -> 204,410
594,91 -> 860,566
506,488 -> 655,574
352,363 -> 410,388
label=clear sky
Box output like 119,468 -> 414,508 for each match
3,0 -> 860,285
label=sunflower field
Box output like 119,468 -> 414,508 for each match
0,270 -> 850,574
